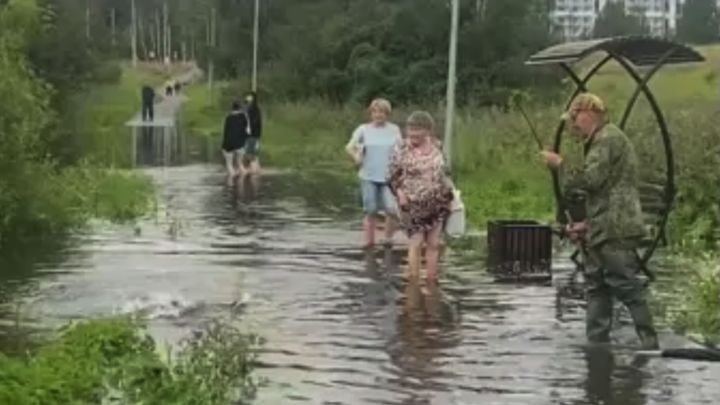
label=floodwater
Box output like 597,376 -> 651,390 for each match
1,128 -> 718,405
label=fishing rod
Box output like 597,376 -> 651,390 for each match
512,96 -> 544,151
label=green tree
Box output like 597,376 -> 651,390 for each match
593,1 -> 649,38
677,0 -> 719,44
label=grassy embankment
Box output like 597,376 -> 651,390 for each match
1,62 -> 264,405
0,62 -> 190,244
0,318 -> 261,405
181,46 -> 718,344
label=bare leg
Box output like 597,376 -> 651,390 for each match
249,159 -> 261,174
362,214 -> 376,247
406,233 -> 424,279
236,151 -> 248,175
383,216 -> 396,245
223,151 -> 235,176
425,223 -> 444,282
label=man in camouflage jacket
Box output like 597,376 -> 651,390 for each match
541,93 -> 659,350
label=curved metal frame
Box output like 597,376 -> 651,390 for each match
550,48 -> 680,276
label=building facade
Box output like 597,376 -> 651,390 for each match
550,0 -> 718,40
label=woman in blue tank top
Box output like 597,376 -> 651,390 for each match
345,98 -> 403,248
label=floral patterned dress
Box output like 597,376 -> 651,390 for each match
387,140 -> 453,236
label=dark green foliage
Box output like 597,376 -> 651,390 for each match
0,0 -> 155,246
102,0 -> 562,105
677,0 -> 720,44
0,318 -> 262,405
593,1 -> 649,38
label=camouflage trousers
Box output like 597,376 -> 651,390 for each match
584,239 -> 659,349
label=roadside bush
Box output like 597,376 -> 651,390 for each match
0,2 -> 169,246
660,256 -> 719,345
0,317 -> 262,405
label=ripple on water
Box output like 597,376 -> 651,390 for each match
4,165 -> 719,405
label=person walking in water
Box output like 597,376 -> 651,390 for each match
222,101 -> 250,177
141,85 -> 155,122
541,93 -> 659,350
387,111 -> 453,283
243,91 -> 263,174
346,98 -> 402,249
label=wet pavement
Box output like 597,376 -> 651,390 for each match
0,131 -> 718,405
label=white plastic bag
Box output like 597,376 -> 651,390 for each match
445,189 -> 466,237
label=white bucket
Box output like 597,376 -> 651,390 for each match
445,189 -> 466,237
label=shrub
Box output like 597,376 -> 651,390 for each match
0,317 -> 262,405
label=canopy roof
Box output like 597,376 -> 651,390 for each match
526,36 -> 705,66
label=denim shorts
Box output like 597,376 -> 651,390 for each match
244,138 -> 260,158
360,180 -> 397,215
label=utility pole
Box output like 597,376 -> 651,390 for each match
131,0 -> 138,66
155,9 -> 161,61
208,7 -> 216,101
251,0 -> 260,91
443,0 -> 460,169
85,0 -> 90,39
190,31 -> 196,61
163,2 -> 169,64
111,8 -> 116,46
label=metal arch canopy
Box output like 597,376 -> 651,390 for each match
525,35 -> 705,274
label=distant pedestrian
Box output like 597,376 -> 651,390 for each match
141,85 -> 155,122
164,78 -> 174,97
222,101 -> 250,177
174,81 -> 181,95
243,91 -> 263,174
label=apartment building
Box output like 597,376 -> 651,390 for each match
550,0 -> 717,40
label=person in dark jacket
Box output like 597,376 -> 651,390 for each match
222,101 -> 250,176
141,85 -> 155,122
243,91 -> 263,173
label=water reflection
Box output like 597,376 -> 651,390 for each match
581,347 -> 648,405
229,173 -> 260,205
3,160 -> 719,405
132,125 -> 216,167
389,277 -> 461,402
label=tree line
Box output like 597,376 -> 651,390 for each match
0,0 -> 150,243
0,0 -> 716,243
2,0 -> 716,107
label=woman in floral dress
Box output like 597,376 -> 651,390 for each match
387,111 -> 453,282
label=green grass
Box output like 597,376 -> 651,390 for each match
0,62 -> 187,244
0,317 -> 261,405
654,254 -> 719,346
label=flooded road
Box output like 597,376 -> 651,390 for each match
1,132 -> 718,405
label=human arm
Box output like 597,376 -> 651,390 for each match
248,108 -> 262,138
565,136 -> 613,194
254,109 -> 263,138
345,125 -> 363,164
222,115 -> 231,140
386,142 -> 408,207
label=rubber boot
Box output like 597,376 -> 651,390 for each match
626,302 -> 659,350
586,293 -> 613,344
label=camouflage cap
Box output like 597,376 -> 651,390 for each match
561,93 -> 607,120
